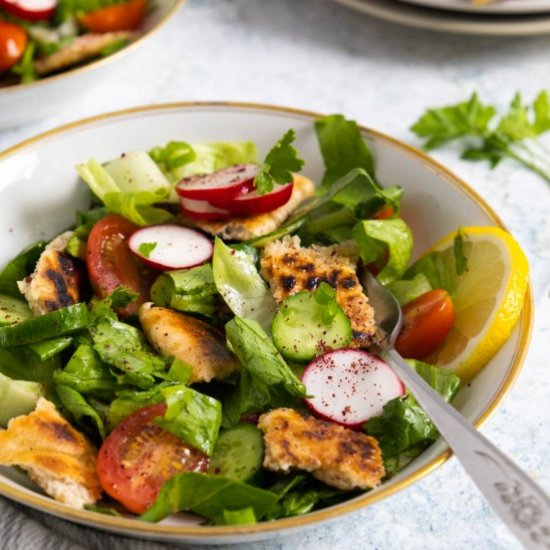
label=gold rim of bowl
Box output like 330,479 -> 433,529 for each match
0,102 -> 534,539
0,0 -> 185,93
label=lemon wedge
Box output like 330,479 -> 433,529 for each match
425,226 -> 529,381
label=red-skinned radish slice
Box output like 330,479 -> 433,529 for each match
179,197 -> 232,221
302,349 -> 405,428
209,182 -> 294,216
128,224 -> 213,270
0,0 -> 56,21
176,164 -> 258,202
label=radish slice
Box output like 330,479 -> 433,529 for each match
128,225 -> 213,270
302,349 -> 405,428
176,164 -> 259,202
0,0 -> 56,21
210,182 -> 293,216
179,197 -> 231,221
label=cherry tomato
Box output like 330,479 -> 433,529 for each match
97,403 -> 209,515
395,289 -> 455,360
86,214 -> 154,316
0,22 -> 27,73
79,0 -> 146,33
373,204 -> 395,220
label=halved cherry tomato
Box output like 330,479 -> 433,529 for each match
0,22 -> 27,73
86,214 -> 154,316
373,204 -> 395,221
97,403 -> 209,515
395,289 -> 455,360
79,0 -> 146,33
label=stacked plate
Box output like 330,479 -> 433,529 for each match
333,0 -> 550,35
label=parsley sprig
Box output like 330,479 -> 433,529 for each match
254,129 -> 305,195
411,91 -> 550,186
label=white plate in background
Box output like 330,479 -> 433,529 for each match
333,0 -> 550,34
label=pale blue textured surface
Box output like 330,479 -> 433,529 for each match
1,1 -> 549,549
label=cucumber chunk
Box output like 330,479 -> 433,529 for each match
209,423 -> 264,482
0,371 -> 44,425
271,285 -> 352,362
0,294 -> 32,326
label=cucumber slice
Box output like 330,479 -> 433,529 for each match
271,288 -> 352,362
0,303 -> 88,347
0,371 -> 44,425
0,294 -> 32,326
209,423 -> 264,482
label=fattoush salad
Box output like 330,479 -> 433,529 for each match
0,0 -> 147,85
0,115 -> 528,524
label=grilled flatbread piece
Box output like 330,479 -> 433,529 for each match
0,398 -> 101,508
191,174 -> 315,241
17,231 -> 79,315
258,408 -> 384,490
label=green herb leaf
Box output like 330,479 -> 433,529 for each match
138,242 -> 157,258
254,129 -> 304,195
411,90 -> 550,187
411,92 -> 496,150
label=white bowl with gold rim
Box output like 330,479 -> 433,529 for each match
0,103 -> 533,544
0,0 -> 182,131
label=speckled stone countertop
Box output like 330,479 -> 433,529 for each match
0,1 -> 549,549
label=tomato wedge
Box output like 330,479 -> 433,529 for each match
86,214 -> 154,316
0,22 -> 27,73
79,0 -> 146,33
395,289 -> 455,360
97,403 -> 209,515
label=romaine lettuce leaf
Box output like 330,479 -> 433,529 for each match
213,507 -> 257,525
76,158 -> 172,226
0,241 -> 45,297
352,218 -> 413,285
0,347 -> 58,383
405,232 -> 468,300
386,273 -> 432,306
150,264 -> 218,317
90,318 -> 167,390
223,317 -> 306,423
0,372 -> 44,426
172,142 -> 258,181
315,114 -> 375,192
55,384 -> 106,439
155,385 -> 222,457
53,344 -> 118,399
364,360 -> 460,461
213,238 -> 276,332
139,473 -> 278,523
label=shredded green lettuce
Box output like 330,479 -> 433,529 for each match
155,385 -> 222,456
139,473 -> 278,523
212,238 -> 276,332
352,218 -> 413,285
315,114 -> 375,192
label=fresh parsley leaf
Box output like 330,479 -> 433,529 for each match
138,242 -> 157,258
254,129 -> 305,195
411,90 -> 550,186
411,92 -> 496,150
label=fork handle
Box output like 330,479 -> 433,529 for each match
386,348 -> 550,549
